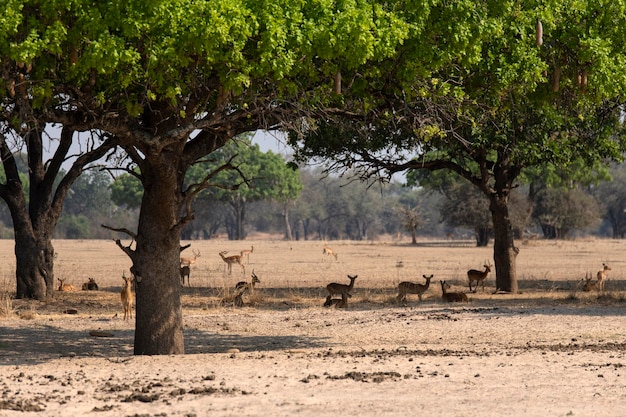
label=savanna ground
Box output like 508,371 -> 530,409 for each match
1,236 -> 626,417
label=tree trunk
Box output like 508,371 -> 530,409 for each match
1,127 -> 115,300
303,218 -> 310,240
3,180 -> 54,299
229,198 -> 246,240
15,231 -> 48,300
475,227 -> 490,247
132,162 -> 185,355
283,203 -> 293,240
490,195 -> 519,293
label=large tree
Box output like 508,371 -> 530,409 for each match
0,125 -> 116,299
2,0 -> 406,354
290,1 -> 626,293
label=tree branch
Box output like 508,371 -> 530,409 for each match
101,224 -> 138,241
177,154 -> 249,227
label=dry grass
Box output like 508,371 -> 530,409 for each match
0,291 -> 12,317
0,237 -> 624,315
2,237 -> 625,417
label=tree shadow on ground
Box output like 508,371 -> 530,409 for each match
0,323 -> 330,366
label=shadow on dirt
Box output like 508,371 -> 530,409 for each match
0,322 -> 330,366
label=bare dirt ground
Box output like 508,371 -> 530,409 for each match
1,237 -> 626,417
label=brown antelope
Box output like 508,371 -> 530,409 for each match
597,263 -> 611,291
325,274 -> 358,307
322,246 -> 338,261
440,280 -> 468,303
81,277 -> 99,291
397,274 -> 433,305
180,265 -> 191,287
467,261 -> 492,293
240,246 -> 254,263
121,272 -> 134,320
180,249 -> 201,267
323,296 -> 347,308
582,272 -> 597,292
57,278 -> 77,292
235,270 -> 261,295
221,272 -> 260,308
219,251 -> 245,275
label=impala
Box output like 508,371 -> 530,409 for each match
219,251 -> 245,275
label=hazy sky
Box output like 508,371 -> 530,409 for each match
251,130 -> 290,155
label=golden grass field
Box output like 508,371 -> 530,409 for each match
1,237 -> 626,416
2,236 -> 624,312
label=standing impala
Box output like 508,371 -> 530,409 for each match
397,274 -> 433,305
240,246 -> 254,263
322,246 -> 338,261
121,272 -> 134,320
597,263 -> 611,291
180,249 -> 201,267
467,261 -> 492,293
219,251 -> 245,275
325,274 -> 358,307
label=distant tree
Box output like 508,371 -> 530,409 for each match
191,136 -> 302,240
291,169 -> 327,240
396,205 -> 421,244
439,182 -> 492,247
110,171 -> 143,210
63,170 -> 112,216
57,215 -> 91,239
593,164 -> 626,238
0,127 -> 116,299
533,187 -> 601,239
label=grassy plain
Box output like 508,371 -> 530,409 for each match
1,237 -> 625,417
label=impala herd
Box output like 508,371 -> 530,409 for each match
55,243 -> 614,316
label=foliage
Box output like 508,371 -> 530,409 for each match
592,163 -> 626,238
110,171 -> 143,210
56,214 -> 91,239
534,187 -> 601,238
185,135 -> 303,239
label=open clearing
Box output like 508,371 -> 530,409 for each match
1,237 -> 626,416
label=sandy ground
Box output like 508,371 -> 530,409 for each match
1,238 -> 626,416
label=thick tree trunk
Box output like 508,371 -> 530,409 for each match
490,196 -> 519,293
2,127 -> 114,300
132,163 -> 185,355
15,232 -> 48,300
4,186 -> 53,300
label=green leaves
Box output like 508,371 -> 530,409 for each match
1,0 -> 412,122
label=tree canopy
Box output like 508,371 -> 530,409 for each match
2,0 -> 411,354
290,1 -> 626,293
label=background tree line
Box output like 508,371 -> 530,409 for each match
2,144 -> 625,244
